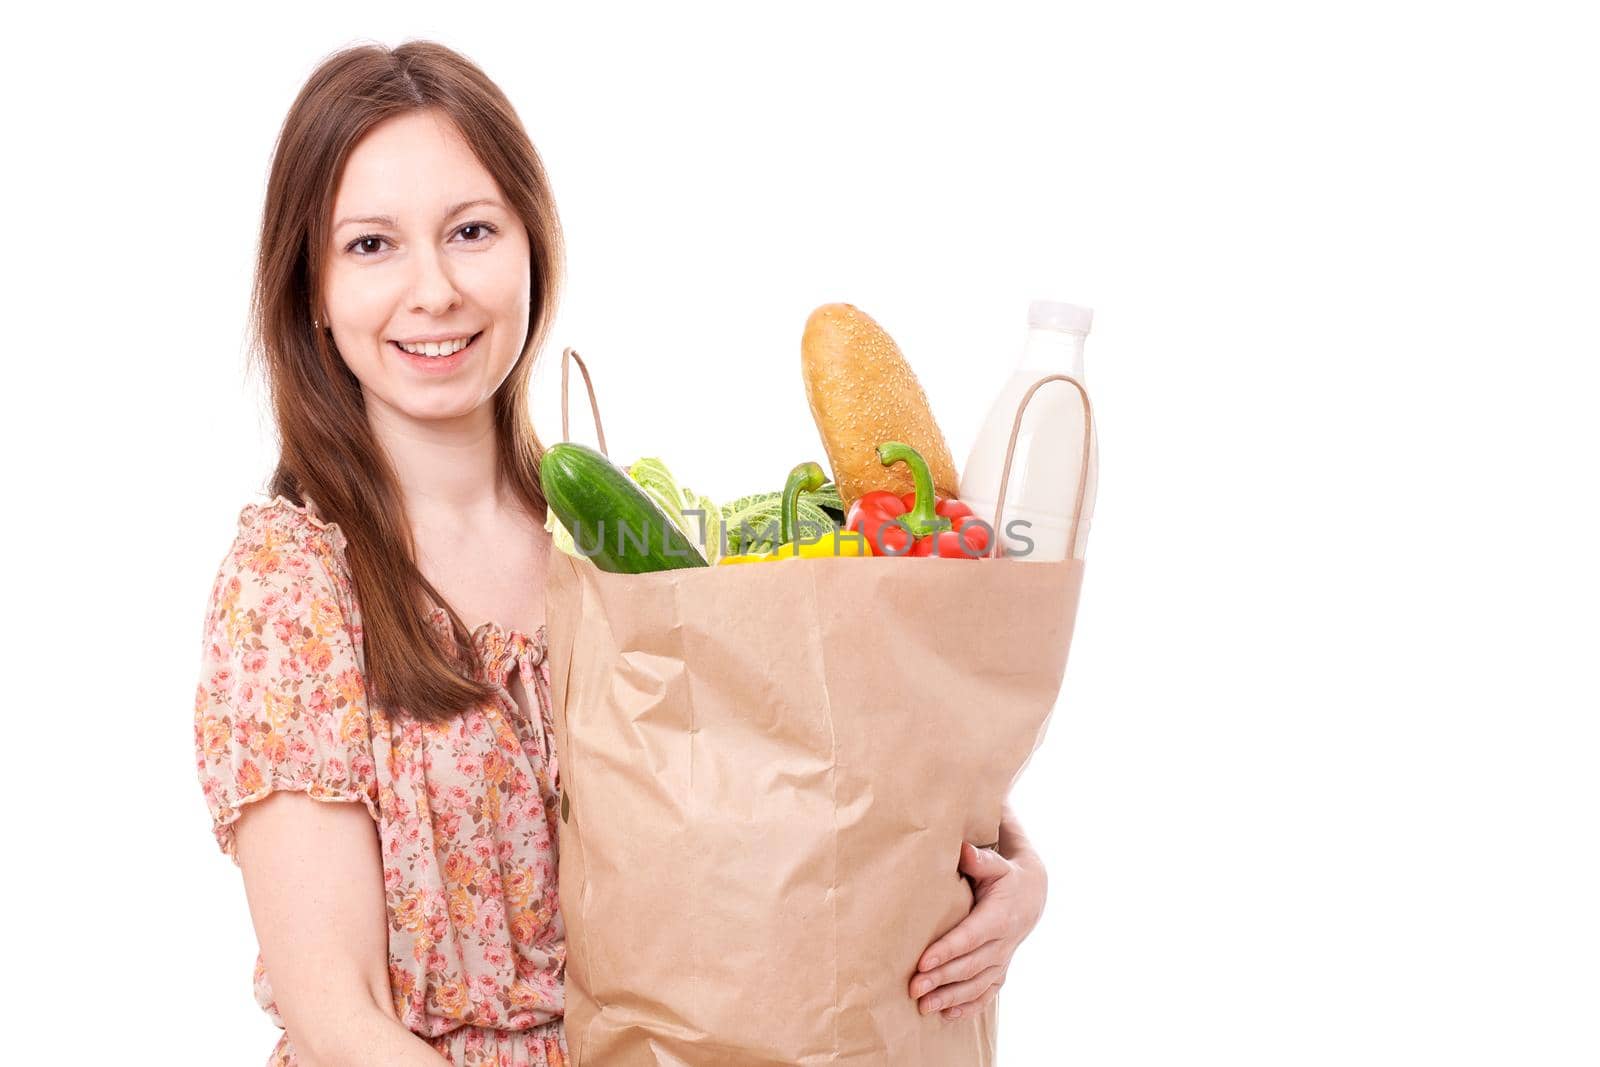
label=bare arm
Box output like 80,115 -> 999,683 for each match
234,792 -> 451,1067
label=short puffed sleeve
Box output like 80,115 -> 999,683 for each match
192,505 -> 379,865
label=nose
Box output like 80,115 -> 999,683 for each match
405,243 -> 463,318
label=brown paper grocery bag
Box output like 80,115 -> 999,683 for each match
545,347 -> 1093,1065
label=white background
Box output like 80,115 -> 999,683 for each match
5,2 -> 1597,1063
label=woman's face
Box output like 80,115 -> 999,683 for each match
321,108 -> 531,426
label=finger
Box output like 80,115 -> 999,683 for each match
916,964 -> 1003,1016
918,896 -> 1008,972
918,921 -> 1001,974
909,939 -> 1004,1000
957,841 -> 1010,881
942,975 -> 1004,1020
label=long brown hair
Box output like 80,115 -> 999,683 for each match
248,40 -> 564,722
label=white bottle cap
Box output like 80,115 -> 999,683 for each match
1028,300 -> 1094,336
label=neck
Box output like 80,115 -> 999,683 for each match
365,395 -> 508,530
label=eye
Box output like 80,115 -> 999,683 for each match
347,233 -> 387,255
343,222 -> 499,257
346,234 -> 390,257
456,222 -> 498,243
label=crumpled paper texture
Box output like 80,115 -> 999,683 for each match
545,549 -> 1086,1066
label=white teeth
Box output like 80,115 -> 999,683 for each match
397,334 -> 474,357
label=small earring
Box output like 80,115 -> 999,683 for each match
313,318 -> 322,330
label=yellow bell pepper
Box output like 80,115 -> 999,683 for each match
718,461 -> 869,565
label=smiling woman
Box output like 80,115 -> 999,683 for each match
250,44 -> 563,721
320,109 -> 535,416
198,38 -> 572,1067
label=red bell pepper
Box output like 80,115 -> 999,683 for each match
845,441 -> 991,559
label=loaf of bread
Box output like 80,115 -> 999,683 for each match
800,303 -> 960,508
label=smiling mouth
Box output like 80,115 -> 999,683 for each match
389,331 -> 484,359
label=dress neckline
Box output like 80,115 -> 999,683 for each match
428,603 -> 549,659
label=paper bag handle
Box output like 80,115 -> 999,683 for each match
987,374 -> 1094,560
559,346 -> 610,457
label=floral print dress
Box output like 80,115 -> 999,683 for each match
192,494 -> 568,1066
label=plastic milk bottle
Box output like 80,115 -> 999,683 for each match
959,301 -> 1099,562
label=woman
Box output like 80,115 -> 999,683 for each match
193,39 -> 1049,1066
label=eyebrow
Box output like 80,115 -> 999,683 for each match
334,198 -> 503,231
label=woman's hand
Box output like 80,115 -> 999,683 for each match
908,813 -> 1048,1019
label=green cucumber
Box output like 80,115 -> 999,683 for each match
540,443 -> 708,573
